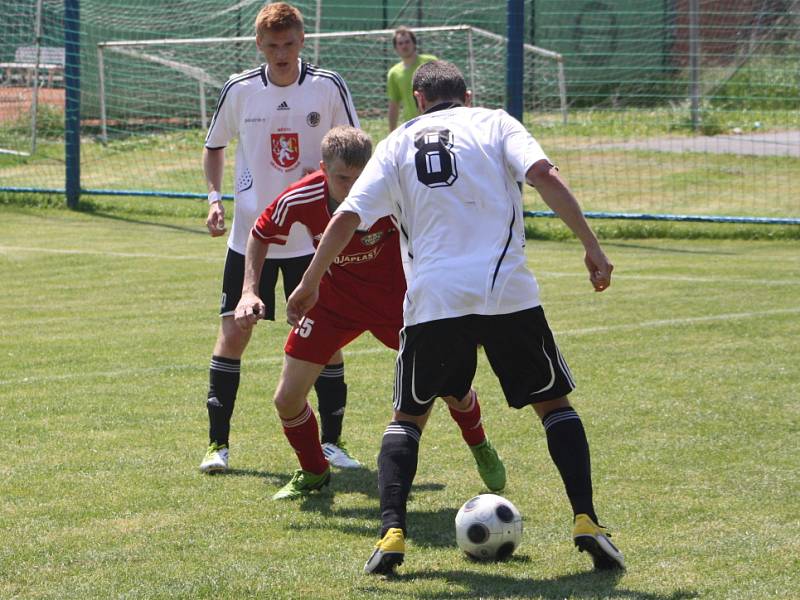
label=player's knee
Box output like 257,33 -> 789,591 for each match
393,409 -> 429,431
217,317 -> 251,355
442,391 -> 472,411
273,388 -> 306,417
531,395 -> 571,419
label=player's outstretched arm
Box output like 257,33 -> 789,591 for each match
234,235 -> 270,329
203,147 -> 227,237
286,211 -> 361,325
526,159 -> 613,292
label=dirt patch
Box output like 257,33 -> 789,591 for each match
0,87 -> 63,122
589,130 -> 800,158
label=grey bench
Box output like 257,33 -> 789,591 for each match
0,46 -> 65,87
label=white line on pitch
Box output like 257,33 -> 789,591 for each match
558,306 -> 800,336
536,271 -> 800,286
2,307 -> 797,387
0,245 -> 218,262
0,346 -> 395,387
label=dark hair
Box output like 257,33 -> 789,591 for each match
321,126 -> 372,168
392,26 -> 417,48
412,60 -> 467,104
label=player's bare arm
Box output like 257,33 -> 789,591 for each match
388,100 -> 400,131
286,211 -> 361,325
526,159 -> 613,292
203,147 -> 226,237
233,235 -> 270,329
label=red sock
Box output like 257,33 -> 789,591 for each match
281,403 -> 328,474
448,390 -> 486,447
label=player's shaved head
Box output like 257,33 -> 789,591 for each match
412,60 -> 467,105
255,2 -> 304,38
321,126 -> 372,169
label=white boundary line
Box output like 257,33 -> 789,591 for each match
0,346 -> 393,387
537,271 -> 800,287
2,306 -> 798,387
558,306 -> 800,336
0,245 -> 218,262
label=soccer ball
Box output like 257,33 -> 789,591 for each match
455,494 -> 523,561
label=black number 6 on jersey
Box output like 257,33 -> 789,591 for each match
413,127 -> 458,188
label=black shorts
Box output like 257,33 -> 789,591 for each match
393,306 -> 576,416
219,249 -> 313,320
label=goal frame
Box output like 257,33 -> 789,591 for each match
95,24 -> 568,142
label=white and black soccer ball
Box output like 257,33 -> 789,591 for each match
455,494 -> 523,561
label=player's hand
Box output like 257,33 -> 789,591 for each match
286,281 -> 319,326
234,293 -> 264,330
206,203 -> 226,237
584,246 -> 613,292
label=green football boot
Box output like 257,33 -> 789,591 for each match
272,468 -> 331,500
469,438 -> 506,492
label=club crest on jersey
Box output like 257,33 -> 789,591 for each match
360,231 -> 384,246
306,111 -> 321,127
270,132 -> 299,170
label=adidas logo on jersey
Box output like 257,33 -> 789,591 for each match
277,101 -> 290,111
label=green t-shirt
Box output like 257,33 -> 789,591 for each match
387,53 -> 438,124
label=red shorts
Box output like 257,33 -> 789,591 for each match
284,304 -> 401,364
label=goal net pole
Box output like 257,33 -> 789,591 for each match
313,0 -> 322,65
29,0 -> 44,155
471,26 -> 567,124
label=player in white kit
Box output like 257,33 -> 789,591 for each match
199,2 -> 361,474
286,60 -> 625,574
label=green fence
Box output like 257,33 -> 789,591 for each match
1,0 -> 798,223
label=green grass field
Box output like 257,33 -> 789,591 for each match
2,205 -> 798,599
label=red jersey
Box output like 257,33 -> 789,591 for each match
252,170 -> 405,326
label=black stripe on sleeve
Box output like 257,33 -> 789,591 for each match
204,67 -> 263,144
259,63 -> 268,87
305,66 -> 356,126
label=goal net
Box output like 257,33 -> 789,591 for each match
0,0 -> 55,157
94,25 -> 566,142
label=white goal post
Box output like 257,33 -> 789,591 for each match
96,24 -> 567,142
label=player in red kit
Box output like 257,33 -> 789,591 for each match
234,126 -> 507,500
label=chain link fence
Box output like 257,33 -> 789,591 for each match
1,0 -> 798,221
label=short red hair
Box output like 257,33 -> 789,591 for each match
255,2 -> 304,39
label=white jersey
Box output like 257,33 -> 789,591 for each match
206,59 -> 359,257
337,104 -> 548,326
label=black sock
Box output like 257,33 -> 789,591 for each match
314,362 -> 347,445
542,407 -> 597,523
207,355 -> 241,447
378,421 -> 421,537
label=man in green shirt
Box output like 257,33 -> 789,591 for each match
386,26 -> 437,130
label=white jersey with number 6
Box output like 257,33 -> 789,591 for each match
337,104 -> 549,326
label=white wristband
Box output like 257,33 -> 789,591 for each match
207,191 -> 222,205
